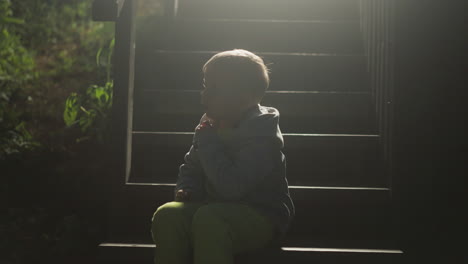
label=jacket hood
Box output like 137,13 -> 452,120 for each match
236,104 -> 284,149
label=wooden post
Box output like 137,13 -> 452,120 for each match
111,0 -> 135,186
92,0 -> 126,21
164,0 -> 177,18
99,0 -> 136,242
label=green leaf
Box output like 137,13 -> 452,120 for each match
0,92 -> 9,101
78,108 -> 96,132
106,38 -> 115,82
96,47 -> 103,67
15,122 -> 32,140
63,93 -> 79,127
2,17 -> 24,25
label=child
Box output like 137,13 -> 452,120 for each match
151,49 -> 295,264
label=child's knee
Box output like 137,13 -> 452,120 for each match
151,202 -> 184,229
191,205 -> 229,238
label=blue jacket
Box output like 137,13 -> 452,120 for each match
175,104 -> 295,239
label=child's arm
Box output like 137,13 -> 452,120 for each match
174,114 -> 216,201
194,117 -> 280,201
174,143 -> 206,201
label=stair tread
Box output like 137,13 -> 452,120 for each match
99,242 -> 402,252
132,131 -> 379,136
129,131 -> 384,186
133,89 -> 372,113
100,226 -> 401,251
97,241 -> 402,264
135,49 -> 369,92
173,18 -> 360,23
137,17 -> 363,53
177,0 -> 360,20
132,115 -> 376,134
103,184 -> 393,246
132,90 -> 375,133
134,89 -> 374,132
146,49 -> 364,56
119,183 -> 391,203
129,131 -> 380,154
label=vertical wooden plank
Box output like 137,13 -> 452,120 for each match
385,0 -> 396,191
92,0 -> 126,21
380,0 -> 387,144
375,0 -> 381,133
384,0 -> 391,189
359,0 -> 396,191
164,0 -> 176,18
111,0 -> 136,186
377,0 -> 385,185
366,1 -> 372,73
359,0 -> 367,55
105,0 -> 136,242
378,0 -> 384,136
371,1 -> 377,101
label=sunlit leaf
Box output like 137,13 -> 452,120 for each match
2,16 -> 24,24
63,93 -> 79,127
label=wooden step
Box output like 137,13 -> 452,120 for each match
132,113 -> 376,134
134,50 -> 369,93
97,241 -> 403,264
103,184 -> 394,245
133,90 -> 371,118
129,132 -> 384,187
137,18 -> 363,54
132,90 -> 375,133
176,0 -> 360,21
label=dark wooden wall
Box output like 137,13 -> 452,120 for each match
391,0 -> 466,262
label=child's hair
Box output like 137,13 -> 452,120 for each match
202,49 -> 270,102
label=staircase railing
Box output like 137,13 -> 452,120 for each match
92,0 -> 136,186
92,0 -> 126,21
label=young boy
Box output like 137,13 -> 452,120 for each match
151,49 -> 295,264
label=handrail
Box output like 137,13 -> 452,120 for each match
92,0 -> 126,21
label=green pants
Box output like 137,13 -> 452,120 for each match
150,201 -> 275,264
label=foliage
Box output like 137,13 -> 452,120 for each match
63,38 -> 114,144
10,0 -> 113,54
0,0 -> 115,156
0,23 -> 35,91
0,120 -> 40,159
0,0 -> 161,262
96,37 -> 115,83
1,0 -> 115,259
64,81 -> 113,144
0,0 -> 39,159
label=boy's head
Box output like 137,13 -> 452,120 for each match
201,49 -> 270,122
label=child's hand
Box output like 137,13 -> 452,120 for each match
196,113 -> 216,131
175,189 -> 192,202
199,113 -> 217,128
196,120 -> 212,131
194,113 -> 218,149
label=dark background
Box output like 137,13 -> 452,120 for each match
392,0 -> 467,262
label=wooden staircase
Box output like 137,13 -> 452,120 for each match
95,0 -> 403,263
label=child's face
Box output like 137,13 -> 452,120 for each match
201,71 -> 253,122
